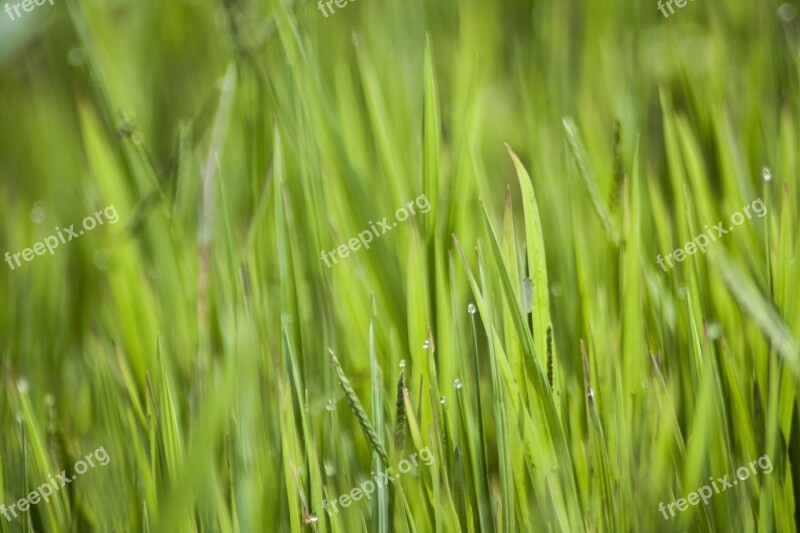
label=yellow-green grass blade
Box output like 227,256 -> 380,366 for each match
16,387 -> 69,530
620,140 -> 645,401
353,35 -> 408,207
278,376 -> 303,533
452,225 -> 580,530
562,118 -> 620,244
401,388 -> 435,531
501,186 -> 529,408
659,90 -> 691,249
505,145 -> 554,380
476,252 -> 515,532
155,364 -> 238,532
714,250 -> 800,375
368,295 -> 389,533
406,216 -> 434,444
422,35 -> 441,241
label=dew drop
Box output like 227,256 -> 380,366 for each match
93,250 -> 110,271
324,461 -> 336,476
677,285 -> 689,299
306,512 -> 319,524
549,281 -> 563,298
706,321 -> 723,341
453,378 -> 462,390
522,277 -> 533,313
17,379 -> 29,394
89,70 -> 100,88
326,399 -> 335,411
30,201 -> 46,224
467,303 -> 477,315
422,339 -> 430,349
399,359 -> 406,369
439,395 -> 446,405
779,3 -> 797,22
67,47 -> 85,67
762,166 -> 772,182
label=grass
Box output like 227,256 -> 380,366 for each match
1,0 -> 799,531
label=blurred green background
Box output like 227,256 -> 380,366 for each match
1,0 -> 799,530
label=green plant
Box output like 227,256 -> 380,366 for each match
0,0 -> 798,531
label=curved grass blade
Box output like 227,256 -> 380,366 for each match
562,118 -> 620,243
713,250 -> 800,375
505,145 -> 553,375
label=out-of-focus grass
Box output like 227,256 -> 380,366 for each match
1,0 -> 799,531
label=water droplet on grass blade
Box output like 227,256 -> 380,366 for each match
779,3 -> 796,21
326,399 -> 335,411
467,303 -> 476,315
93,250 -> 110,270
550,281 -> 563,297
439,395 -> 445,404
706,321 -> 723,340
399,359 -> 406,369
453,378 -> 462,390
30,201 -> 46,223
522,277 -> 533,313
67,47 -> 85,67
762,166 -> 772,181
422,339 -> 429,349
